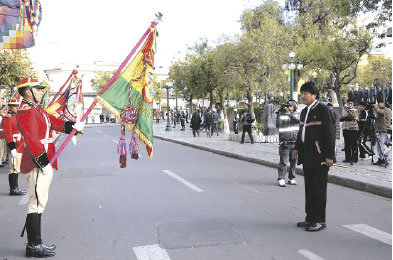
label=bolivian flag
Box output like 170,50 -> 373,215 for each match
95,25 -> 157,158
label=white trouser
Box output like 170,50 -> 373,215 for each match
8,152 -> 22,174
26,168 -> 53,214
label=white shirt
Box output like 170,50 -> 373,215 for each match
301,99 -> 318,143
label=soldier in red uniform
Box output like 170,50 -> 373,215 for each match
16,78 -> 84,258
2,97 -> 27,195
0,108 -> 6,168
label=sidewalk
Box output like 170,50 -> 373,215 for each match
153,122 -> 392,198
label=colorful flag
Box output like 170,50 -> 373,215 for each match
0,0 -> 42,49
46,73 -> 81,122
95,25 -> 157,158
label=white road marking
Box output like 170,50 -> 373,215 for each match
133,244 -> 171,260
103,134 -> 108,137
298,249 -> 325,260
162,170 -> 203,192
96,130 -> 102,134
112,140 -> 117,143
343,224 -> 392,245
18,193 -> 29,205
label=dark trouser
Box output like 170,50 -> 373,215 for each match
211,123 -> 218,135
241,125 -> 254,143
278,143 -> 297,180
303,166 -> 329,223
206,124 -> 211,137
343,130 -> 359,162
192,128 -> 200,137
233,121 -> 238,134
358,133 -> 373,158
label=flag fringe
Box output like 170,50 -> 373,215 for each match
95,96 -> 153,158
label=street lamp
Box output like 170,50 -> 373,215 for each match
161,80 -> 172,131
282,52 -> 303,100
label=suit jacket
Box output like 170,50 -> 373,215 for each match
295,101 -> 336,168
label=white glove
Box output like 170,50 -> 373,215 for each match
10,149 -> 17,158
42,164 -> 53,175
73,121 -> 85,132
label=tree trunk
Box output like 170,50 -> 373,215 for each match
189,94 -> 193,110
219,92 -> 230,134
209,90 -> 214,109
246,88 -> 255,117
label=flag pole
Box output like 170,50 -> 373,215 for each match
50,17 -> 162,165
47,69 -> 77,107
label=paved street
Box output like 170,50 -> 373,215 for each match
153,121 -> 392,198
0,125 -> 391,260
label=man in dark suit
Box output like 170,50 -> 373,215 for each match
292,82 -> 336,232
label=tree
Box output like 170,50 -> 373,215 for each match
236,0 -> 291,116
0,49 -> 35,97
90,71 -> 113,92
354,54 -> 392,88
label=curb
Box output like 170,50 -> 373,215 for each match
154,135 -> 392,199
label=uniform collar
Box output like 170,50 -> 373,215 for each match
22,99 -> 38,108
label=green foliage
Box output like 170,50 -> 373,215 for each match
354,55 -> 392,88
0,50 -> 35,91
90,71 -> 113,92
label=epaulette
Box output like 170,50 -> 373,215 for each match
19,104 -> 31,111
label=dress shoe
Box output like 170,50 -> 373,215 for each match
297,221 -> 311,227
26,244 -> 56,257
42,243 -> 56,250
306,222 -> 326,232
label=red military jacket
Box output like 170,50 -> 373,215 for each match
0,121 -> 5,140
2,112 -> 25,153
16,99 -> 74,173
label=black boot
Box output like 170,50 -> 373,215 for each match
9,173 -> 27,196
37,214 -> 56,251
25,213 -> 56,258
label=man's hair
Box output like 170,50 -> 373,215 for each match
300,81 -> 319,96
18,87 -> 29,97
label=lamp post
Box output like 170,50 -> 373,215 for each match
162,81 -> 172,131
282,52 -> 303,101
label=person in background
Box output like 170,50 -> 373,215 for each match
233,109 -> 239,134
276,100 -> 300,187
190,110 -> 202,137
240,106 -> 255,144
373,99 -> 392,167
340,99 -> 359,164
3,97 -> 27,196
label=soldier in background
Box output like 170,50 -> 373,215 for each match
3,97 -> 27,196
